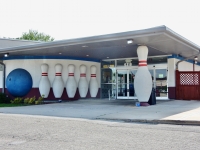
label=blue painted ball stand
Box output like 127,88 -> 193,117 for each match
6,69 -> 33,97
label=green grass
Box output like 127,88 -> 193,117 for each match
0,103 -> 28,107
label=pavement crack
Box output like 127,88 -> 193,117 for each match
96,112 -> 120,118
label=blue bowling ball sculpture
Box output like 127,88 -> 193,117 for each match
6,69 -> 33,97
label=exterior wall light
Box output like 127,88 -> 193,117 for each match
127,39 -> 133,44
4,53 -> 9,57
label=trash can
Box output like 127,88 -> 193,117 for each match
148,88 -> 156,105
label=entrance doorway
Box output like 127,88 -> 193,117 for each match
117,67 -> 168,99
101,56 -> 169,100
117,69 -> 135,99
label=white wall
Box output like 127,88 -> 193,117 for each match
179,60 -> 200,71
167,57 -> 200,87
167,58 -> 176,87
3,59 -> 100,88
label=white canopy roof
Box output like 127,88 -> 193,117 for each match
0,25 -> 199,60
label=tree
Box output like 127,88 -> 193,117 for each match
18,30 -> 54,42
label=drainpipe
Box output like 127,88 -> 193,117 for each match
176,53 -> 200,70
0,62 -> 5,93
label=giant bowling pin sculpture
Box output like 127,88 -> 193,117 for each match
78,65 -> 88,98
89,65 -> 98,97
66,64 -> 77,98
134,46 -> 152,104
39,63 -> 51,98
52,64 -> 64,98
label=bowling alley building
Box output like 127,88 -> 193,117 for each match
0,25 -> 200,101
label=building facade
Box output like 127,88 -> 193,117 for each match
0,26 -> 199,101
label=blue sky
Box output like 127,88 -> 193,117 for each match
0,0 -> 200,45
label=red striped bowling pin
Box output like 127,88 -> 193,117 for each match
39,63 -> 51,98
89,65 -> 98,97
52,64 -> 64,98
66,64 -> 77,98
78,64 -> 88,98
134,46 -> 152,102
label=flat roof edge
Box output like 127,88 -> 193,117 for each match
0,25 -> 199,54
0,26 -> 167,53
0,38 -> 44,43
165,27 -> 200,51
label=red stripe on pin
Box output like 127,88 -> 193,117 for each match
56,73 -> 62,76
139,64 -> 147,66
91,74 -> 96,77
69,73 -> 74,76
80,74 -> 86,77
139,60 -> 147,66
139,60 -> 147,63
42,73 -> 48,76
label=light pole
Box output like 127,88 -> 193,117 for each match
193,56 -> 198,71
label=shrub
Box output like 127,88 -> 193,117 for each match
24,97 -> 30,104
0,93 -> 11,104
24,97 -> 36,104
28,96 -> 36,104
35,96 -> 44,105
10,97 -> 23,104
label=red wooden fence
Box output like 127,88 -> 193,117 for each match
176,70 -> 200,100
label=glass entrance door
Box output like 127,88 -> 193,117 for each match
117,68 -> 155,99
117,69 -> 138,99
117,68 -> 168,99
117,70 -> 128,99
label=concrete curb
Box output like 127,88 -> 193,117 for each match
96,118 -> 200,126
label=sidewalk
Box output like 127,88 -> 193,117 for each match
0,99 -> 200,125
97,100 -> 200,125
